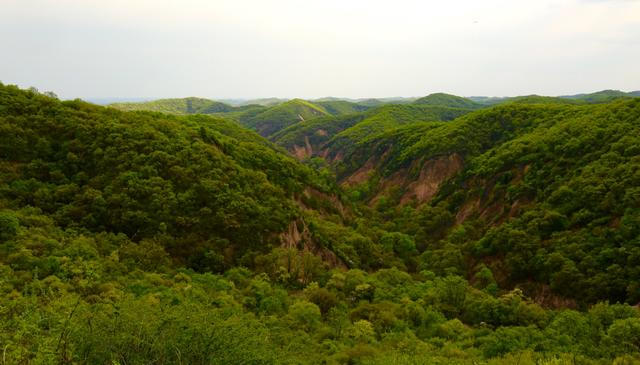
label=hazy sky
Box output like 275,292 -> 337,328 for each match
1,0 -> 639,100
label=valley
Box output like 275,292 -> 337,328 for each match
1,84 -> 640,364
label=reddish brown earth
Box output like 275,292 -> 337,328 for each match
400,154 -> 464,204
343,155 -> 378,186
280,220 -> 346,268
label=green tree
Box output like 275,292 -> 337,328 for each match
0,211 -> 19,241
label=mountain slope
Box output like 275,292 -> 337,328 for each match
414,92 -> 483,109
240,98 -> 330,136
560,89 -> 638,103
110,97 -> 235,114
315,100 -> 370,115
325,105 -> 473,160
239,97 -> 288,106
273,104 -> 474,161
471,95 -> 584,106
470,90 -> 639,106
334,98 -> 640,304
271,113 -> 367,159
0,84 -> 353,270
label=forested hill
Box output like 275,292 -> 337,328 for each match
2,83 -> 640,364
560,89 -> 640,103
109,97 -> 372,138
108,91 -> 639,145
314,98 -> 640,304
413,92 -> 483,109
239,98 -> 331,136
110,97 -> 236,114
0,83 -> 360,270
470,89 -> 640,106
272,103 -> 474,160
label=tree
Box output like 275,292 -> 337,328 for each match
0,211 -> 19,241
608,318 -> 640,353
288,301 -> 322,332
43,91 -> 58,99
348,320 -> 375,343
380,232 -> 416,259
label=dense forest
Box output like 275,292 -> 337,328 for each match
2,83 -> 640,364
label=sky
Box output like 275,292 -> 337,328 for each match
1,0 -> 639,100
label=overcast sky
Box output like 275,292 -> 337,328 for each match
1,0 -> 639,100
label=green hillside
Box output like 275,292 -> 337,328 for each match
414,92 -> 483,109
240,98 -> 331,136
108,97 -> 274,124
210,103 -> 268,121
331,98 -> 640,305
324,104 -> 475,160
0,85 -> 348,264
109,96 -> 372,139
315,100 -> 370,115
240,97 -> 288,106
471,90 -> 639,106
560,89 -> 638,103
272,113 -> 366,151
273,104 -> 473,161
353,98 -> 386,107
2,84 -> 640,364
110,97 -> 235,114
507,95 -> 583,105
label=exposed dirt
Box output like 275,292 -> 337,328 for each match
304,136 -> 313,156
292,145 -> 309,159
280,220 -> 346,268
479,201 -> 506,224
281,219 -> 306,249
368,168 -> 408,206
400,154 -> 464,204
508,199 -> 528,218
456,197 -> 481,224
343,155 -> 377,186
509,163 -> 531,185
530,284 -> 578,309
339,152 -> 465,206
290,136 -> 315,160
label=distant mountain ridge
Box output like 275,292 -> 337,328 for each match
110,97 -> 234,114
414,93 -> 483,109
559,89 -> 640,103
470,89 -> 639,105
101,89 -> 639,109
106,89 -> 640,140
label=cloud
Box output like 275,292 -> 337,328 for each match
1,0 -> 638,99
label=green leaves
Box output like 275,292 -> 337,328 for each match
0,210 -> 19,242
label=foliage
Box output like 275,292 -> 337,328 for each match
0,83 -> 339,270
315,100 -> 370,116
414,92 -> 482,109
332,98 -> 640,304
561,89 -> 639,104
240,99 -> 330,136
110,97 -> 236,114
1,83 -> 639,363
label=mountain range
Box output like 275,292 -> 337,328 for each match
2,83 -> 640,364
